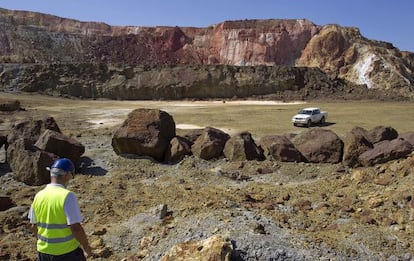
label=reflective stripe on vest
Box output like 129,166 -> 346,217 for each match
38,234 -> 75,244
33,185 -> 80,255
37,222 -> 70,229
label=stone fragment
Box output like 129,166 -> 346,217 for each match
7,116 -> 61,145
164,136 -> 192,163
160,235 -> 233,261
359,138 -> 413,166
34,129 -> 85,167
7,138 -> 57,185
223,131 -> 264,161
191,127 -> 230,160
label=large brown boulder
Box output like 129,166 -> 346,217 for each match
34,129 -> 85,167
358,138 -> 413,166
191,127 -> 230,160
292,128 -> 344,163
367,126 -> 398,144
160,235 -> 233,261
7,138 -> 58,185
111,109 -> 176,162
342,128 -> 373,167
7,116 -> 61,145
259,135 -> 305,162
164,136 -> 192,164
223,131 -> 264,161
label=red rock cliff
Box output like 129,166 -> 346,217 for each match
0,8 -> 413,94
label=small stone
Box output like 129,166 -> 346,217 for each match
92,227 -> 107,236
90,238 -> 104,248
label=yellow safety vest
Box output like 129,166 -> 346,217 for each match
32,185 -> 80,255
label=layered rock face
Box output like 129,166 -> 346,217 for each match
0,63 -> 348,100
0,8 -> 413,98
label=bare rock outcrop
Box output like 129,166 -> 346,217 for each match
191,127 -> 230,160
0,63 -> 346,100
7,138 -> 57,185
223,131 -> 264,161
259,134 -> 306,162
292,129 -> 344,163
34,129 -> 85,167
111,109 -> 176,162
160,235 -> 233,261
358,138 -> 413,166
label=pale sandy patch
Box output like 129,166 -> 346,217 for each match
168,100 -> 305,107
176,124 -> 203,129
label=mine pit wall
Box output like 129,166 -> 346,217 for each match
0,63 -> 345,100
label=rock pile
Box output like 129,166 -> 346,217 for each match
112,108 -> 414,167
2,117 -> 84,186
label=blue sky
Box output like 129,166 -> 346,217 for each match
1,0 -> 413,52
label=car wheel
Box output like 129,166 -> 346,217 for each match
293,123 -> 298,127
320,117 -> 325,125
306,120 -> 311,128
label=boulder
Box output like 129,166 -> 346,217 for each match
0,196 -> 14,211
34,129 -> 85,167
292,128 -> 344,163
7,116 -> 61,145
164,136 -> 192,163
342,128 -> 373,167
367,126 -> 398,144
223,131 -> 264,161
7,138 -> 58,185
182,129 -> 204,143
399,132 -> 414,147
259,135 -> 305,162
111,109 -> 176,162
358,138 -> 413,166
160,235 -> 233,261
191,127 -> 230,160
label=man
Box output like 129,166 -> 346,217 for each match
29,158 -> 92,260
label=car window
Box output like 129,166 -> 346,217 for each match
300,110 -> 312,115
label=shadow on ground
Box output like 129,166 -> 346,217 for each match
294,122 -> 336,128
0,162 -> 11,176
78,157 -> 107,176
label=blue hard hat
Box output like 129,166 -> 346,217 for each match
50,158 -> 75,173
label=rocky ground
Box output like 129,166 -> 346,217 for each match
0,94 -> 414,260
